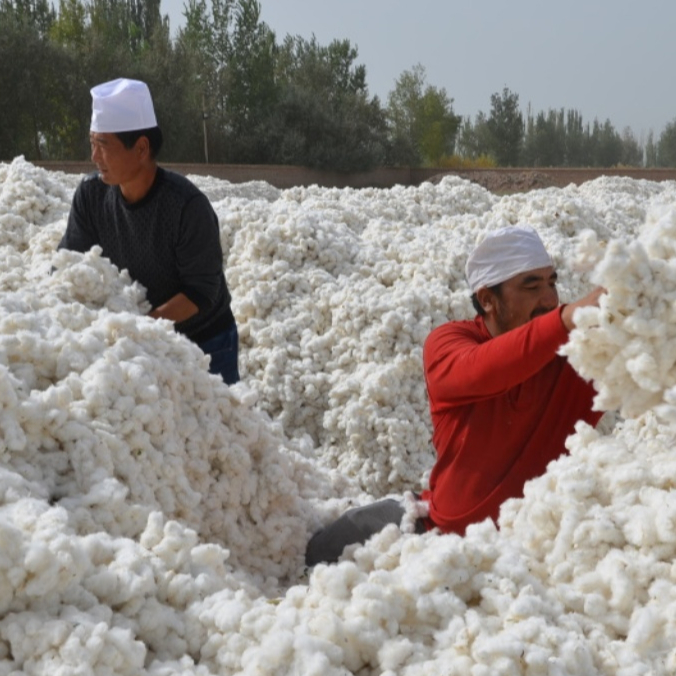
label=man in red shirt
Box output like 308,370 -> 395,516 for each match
420,225 -> 604,534
305,225 -> 603,565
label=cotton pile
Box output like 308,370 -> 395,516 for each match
1,154 -> 676,674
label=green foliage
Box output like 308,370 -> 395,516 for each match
0,0 -> 72,159
590,119 -> 622,167
49,0 -> 87,48
564,109 -> 587,167
461,101 -> 649,169
438,154 -> 496,169
657,119 -> 676,167
522,108 -> 566,167
645,131 -> 657,167
266,35 -> 387,171
1,0 -> 55,34
173,1 -> 387,169
221,0 -> 278,162
0,0 -> 662,169
456,113 -> 493,161
620,127 -> 643,167
386,64 -> 461,166
486,87 -> 523,166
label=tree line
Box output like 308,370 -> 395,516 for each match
457,88 -> 676,169
1,0 -> 675,170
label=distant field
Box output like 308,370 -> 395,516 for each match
34,160 -> 676,192
449,167 -> 676,193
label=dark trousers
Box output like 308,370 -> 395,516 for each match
198,322 -> 240,385
305,498 -> 426,566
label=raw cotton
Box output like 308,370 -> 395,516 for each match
1,154 -> 676,674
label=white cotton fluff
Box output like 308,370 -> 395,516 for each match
562,205 -> 676,420
2,156 -> 676,674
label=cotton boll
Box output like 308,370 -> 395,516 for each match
0,158 -> 73,243
501,408 -> 676,667
192,175 -> 281,204
5,159 -> 676,674
0,242 -> 28,292
572,228 -> 607,273
0,202 -> 319,588
241,628 -> 347,676
0,523 -> 29,612
50,246 -> 151,314
0,501 -> 93,612
0,410 -> 26,454
227,179 -> 503,496
377,636 -> 419,672
626,606 -> 665,653
0,467 -> 48,510
563,207 -> 676,420
145,654 -> 213,676
0,611 -> 147,675
641,203 -> 676,259
84,539 -> 158,608
577,175 -> 663,239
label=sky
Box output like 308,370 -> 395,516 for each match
161,0 -> 676,139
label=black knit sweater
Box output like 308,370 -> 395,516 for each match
59,167 -> 234,343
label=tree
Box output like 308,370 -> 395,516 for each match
222,0 -> 278,162
47,0 -> 177,160
564,109 -> 588,166
49,0 -> 86,48
456,112 -> 493,160
385,65 -> 424,165
386,64 -> 461,166
619,127 -> 643,167
590,119 -> 623,167
268,35 -> 387,171
174,0 -> 389,168
486,87 -> 523,166
173,0 -> 218,160
0,0 -> 73,160
522,108 -> 565,167
176,0 -> 278,163
135,11 -> 196,162
645,130 -> 657,167
657,119 -> 676,167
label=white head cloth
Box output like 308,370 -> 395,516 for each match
90,78 -> 158,133
465,225 -> 552,293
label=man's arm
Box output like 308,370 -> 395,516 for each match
425,287 -> 605,407
424,309 -> 570,406
172,194 -> 226,314
149,293 -> 199,323
58,178 -> 99,252
561,287 -> 605,331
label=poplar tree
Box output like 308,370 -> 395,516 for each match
657,119 -> 676,167
387,64 -> 461,166
0,0 -> 68,159
485,87 -> 523,166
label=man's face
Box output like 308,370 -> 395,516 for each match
480,266 -> 560,336
89,132 -> 143,186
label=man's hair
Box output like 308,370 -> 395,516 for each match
471,282 -> 502,316
115,126 -> 163,159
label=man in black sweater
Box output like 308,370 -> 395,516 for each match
59,78 -> 239,384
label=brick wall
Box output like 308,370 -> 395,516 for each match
35,161 -> 676,190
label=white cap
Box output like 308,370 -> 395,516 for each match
465,225 -> 552,293
90,78 -> 158,133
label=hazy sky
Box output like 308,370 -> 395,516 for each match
161,0 -> 676,138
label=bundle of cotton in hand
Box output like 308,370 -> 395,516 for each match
2,154 -> 676,674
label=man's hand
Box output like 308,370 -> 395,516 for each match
561,287 -> 606,331
149,293 -> 199,323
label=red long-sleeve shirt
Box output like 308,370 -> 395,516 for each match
420,307 -> 602,534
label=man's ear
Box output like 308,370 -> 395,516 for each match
476,287 -> 495,314
135,135 -> 151,160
